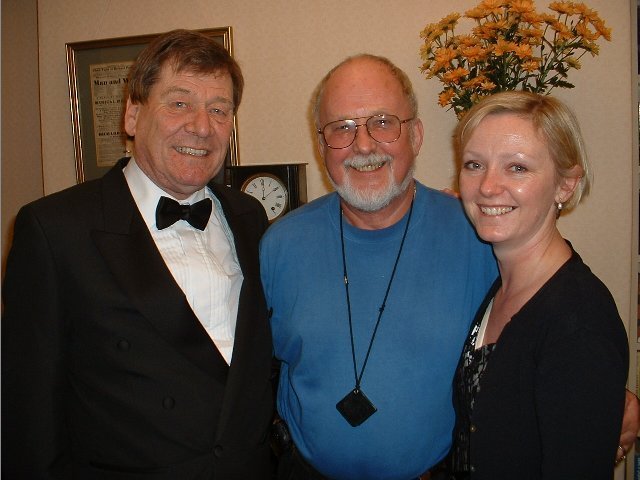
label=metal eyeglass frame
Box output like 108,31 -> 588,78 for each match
318,114 -> 414,149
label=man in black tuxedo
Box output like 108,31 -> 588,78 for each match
2,29 -> 273,479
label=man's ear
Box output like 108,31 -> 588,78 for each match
317,131 -> 327,158
123,98 -> 140,137
410,118 -> 424,156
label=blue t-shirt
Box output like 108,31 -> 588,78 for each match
260,183 -> 497,480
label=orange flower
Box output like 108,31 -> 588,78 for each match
458,35 -> 482,47
480,80 -> 497,91
521,59 -> 540,72
479,0 -> 506,15
472,25 -> 491,40
522,11 -> 544,25
549,2 -> 579,15
420,22 -> 441,40
549,20 -> 573,41
484,19 -> 509,32
438,89 -> 456,106
419,44 -> 432,58
465,6 -> 489,19
461,45 -> 487,63
438,12 -> 461,31
493,38 -> 515,56
574,3 -> 600,22
592,19 -> 612,41
474,20 -> 509,40
433,47 -> 458,71
512,43 -> 533,59
509,0 -> 535,14
419,56 -> 434,76
443,67 -> 470,84
462,76 -> 486,88
576,21 -> 599,41
518,27 -> 544,43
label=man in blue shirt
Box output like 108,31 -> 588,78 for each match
260,54 -> 497,480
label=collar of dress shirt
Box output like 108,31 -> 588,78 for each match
123,157 -> 208,231
122,158 -> 240,266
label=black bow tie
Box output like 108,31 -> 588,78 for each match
155,196 -> 212,231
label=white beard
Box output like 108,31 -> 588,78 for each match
328,153 -> 415,212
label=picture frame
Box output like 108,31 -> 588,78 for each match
66,27 -> 238,184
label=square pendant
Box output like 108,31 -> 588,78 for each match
336,388 -> 377,427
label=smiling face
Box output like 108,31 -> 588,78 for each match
317,57 -> 423,215
124,63 -> 235,199
459,113 -> 578,251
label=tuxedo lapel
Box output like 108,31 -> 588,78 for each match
90,161 -> 229,383
208,183 -> 272,440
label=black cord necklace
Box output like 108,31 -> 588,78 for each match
335,190 -> 415,427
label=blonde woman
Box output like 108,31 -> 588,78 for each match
449,91 -> 628,479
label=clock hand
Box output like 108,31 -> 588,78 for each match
263,187 -> 280,199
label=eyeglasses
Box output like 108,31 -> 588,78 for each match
318,114 -> 414,149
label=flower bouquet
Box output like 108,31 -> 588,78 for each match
419,0 -> 611,118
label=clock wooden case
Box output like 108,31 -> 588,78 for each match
229,164 -> 307,222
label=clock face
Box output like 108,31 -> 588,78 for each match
241,173 -> 289,222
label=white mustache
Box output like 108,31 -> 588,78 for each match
343,154 -> 392,169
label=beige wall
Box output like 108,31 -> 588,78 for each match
5,0 -> 639,361
1,0 -> 43,277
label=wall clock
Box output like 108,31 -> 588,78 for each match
229,164 -> 307,222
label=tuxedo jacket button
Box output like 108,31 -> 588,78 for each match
117,339 -> 130,351
162,397 -> 175,409
214,445 -> 223,457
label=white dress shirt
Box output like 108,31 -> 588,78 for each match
123,158 -> 242,364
